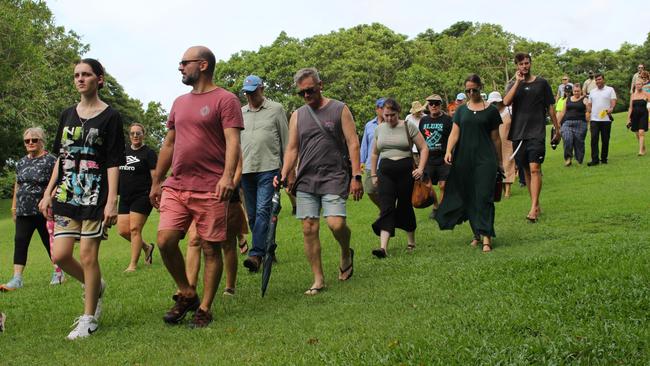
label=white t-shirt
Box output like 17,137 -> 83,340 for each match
589,86 -> 617,121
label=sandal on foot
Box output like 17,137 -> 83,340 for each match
371,248 -> 387,259
339,248 -> 354,281
406,243 -> 416,252
470,236 -> 480,247
526,215 -> 538,223
482,243 -> 492,252
223,288 -> 235,296
238,239 -> 249,255
145,243 -> 155,265
304,287 -> 324,296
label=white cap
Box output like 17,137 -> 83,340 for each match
487,91 -> 503,104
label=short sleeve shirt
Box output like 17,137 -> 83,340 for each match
15,153 -> 56,216
119,144 -> 157,198
164,88 -> 244,192
374,120 -> 419,160
507,77 -> 554,141
419,114 -> 452,164
52,105 -> 125,221
588,86 -> 617,121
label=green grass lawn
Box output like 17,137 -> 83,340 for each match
1,114 -> 649,365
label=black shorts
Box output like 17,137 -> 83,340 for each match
118,194 -> 153,216
513,139 -> 545,166
425,161 -> 450,185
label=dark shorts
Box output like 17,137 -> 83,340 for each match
425,161 -> 450,185
118,194 -> 153,216
513,139 -> 545,166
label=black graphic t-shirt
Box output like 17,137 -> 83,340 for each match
15,153 -> 56,216
119,144 -> 157,198
419,113 -> 452,165
506,77 -> 555,141
52,105 -> 125,221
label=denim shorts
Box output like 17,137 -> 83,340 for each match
296,191 -> 346,219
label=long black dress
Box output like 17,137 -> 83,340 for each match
435,104 -> 502,237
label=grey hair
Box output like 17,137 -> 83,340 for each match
294,67 -> 321,86
23,127 -> 46,145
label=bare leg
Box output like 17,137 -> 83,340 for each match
79,237 -> 101,316
406,231 -> 416,247
302,218 -> 324,291
222,234 -> 237,291
638,130 -> 646,155
482,235 -> 492,252
326,216 -> 352,280
527,163 -> 542,219
380,230 -> 391,251
158,229 -> 194,298
186,222 -> 202,288
504,182 -> 512,198
438,180 -> 446,205
122,212 -> 150,271
52,236 -> 84,282
198,241 -> 223,311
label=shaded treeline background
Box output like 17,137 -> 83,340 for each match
1,0 -> 649,197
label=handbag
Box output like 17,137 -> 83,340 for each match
494,170 -> 505,202
404,122 -> 436,209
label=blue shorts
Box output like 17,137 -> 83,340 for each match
295,191 -> 346,219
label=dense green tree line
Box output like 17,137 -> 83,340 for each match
0,0 -> 166,176
215,22 -> 649,130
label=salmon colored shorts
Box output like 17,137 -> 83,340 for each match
158,187 -> 228,242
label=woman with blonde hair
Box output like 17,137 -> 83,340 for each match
1,127 -> 63,291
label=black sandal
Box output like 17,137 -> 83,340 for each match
339,248 -> 354,281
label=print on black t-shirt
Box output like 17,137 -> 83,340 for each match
419,114 -> 452,164
119,145 -> 158,198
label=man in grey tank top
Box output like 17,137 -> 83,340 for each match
277,67 -> 363,295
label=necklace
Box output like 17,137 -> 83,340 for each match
468,101 -> 486,114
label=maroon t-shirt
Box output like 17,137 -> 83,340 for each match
164,88 -> 244,192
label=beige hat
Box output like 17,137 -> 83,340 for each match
426,94 -> 443,102
409,101 -> 426,114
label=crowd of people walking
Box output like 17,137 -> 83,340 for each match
1,48 -> 647,339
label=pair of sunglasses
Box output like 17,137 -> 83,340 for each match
296,87 -> 318,97
427,100 -> 442,106
464,88 -> 481,95
24,138 -> 39,144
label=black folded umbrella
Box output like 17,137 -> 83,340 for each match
261,185 -> 282,297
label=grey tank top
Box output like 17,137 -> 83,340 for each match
295,99 -> 349,197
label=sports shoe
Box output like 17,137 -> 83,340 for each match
82,279 -> 106,320
66,315 -> 98,340
243,255 -> 262,273
188,308 -> 213,329
163,293 -> 200,324
0,312 -> 6,332
0,276 -> 23,292
50,270 -> 65,285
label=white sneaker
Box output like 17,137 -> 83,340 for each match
50,270 -> 65,285
66,315 -> 98,340
81,279 -> 106,320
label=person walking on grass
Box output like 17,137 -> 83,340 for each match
557,83 -> 590,166
1,127 -> 64,292
435,74 -> 502,252
418,94 -> 452,218
149,46 -> 243,328
586,73 -> 617,166
487,92 -> 515,198
276,67 -> 362,296
239,75 -> 288,273
503,52 -> 560,223
39,58 -> 125,339
627,78 -> 649,156
360,98 -> 385,209
117,123 -> 157,272
370,98 -> 428,258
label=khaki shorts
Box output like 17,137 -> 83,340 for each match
53,215 -> 107,241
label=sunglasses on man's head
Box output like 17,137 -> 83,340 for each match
464,88 -> 480,95
427,100 -> 442,106
24,138 -> 39,144
296,87 -> 318,97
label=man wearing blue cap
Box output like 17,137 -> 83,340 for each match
447,93 -> 466,117
359,98 -> 385,208
240,75 -> 289,272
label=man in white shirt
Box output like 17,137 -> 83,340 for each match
587,73 -> 617,166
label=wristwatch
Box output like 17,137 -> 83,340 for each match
354,174 -> 362,182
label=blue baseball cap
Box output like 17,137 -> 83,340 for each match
242,75 -> 262,92
456,93 -> 466,101
376,98 -> 386,108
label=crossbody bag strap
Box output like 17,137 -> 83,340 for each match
306,106 -> 348,157
403,121 -> 417,169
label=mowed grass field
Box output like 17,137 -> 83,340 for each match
1,113 -> 649,365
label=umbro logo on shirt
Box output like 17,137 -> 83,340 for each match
120,155 -> 140,171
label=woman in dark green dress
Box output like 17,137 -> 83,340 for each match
435,74 -> 503,252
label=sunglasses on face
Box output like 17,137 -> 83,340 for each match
178,59 -> 204,66
130,131 -> 143,137
464,88 -> 480,95
24,138 -> 39,144
296,87 -> 318,97
427,100 -> 442,107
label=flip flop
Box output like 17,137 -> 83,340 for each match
223,288 -> 235,296
304,287 -> 325,296
145,243 -> 155,265
339,248 -> 354,281
482,243 -> 492,252
238,239 -> 249,255
406,243 -> 416,252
